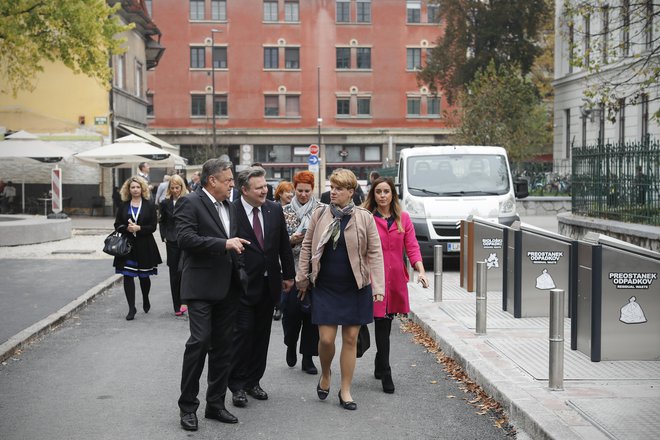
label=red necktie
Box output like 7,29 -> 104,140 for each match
252,207 -> 264,249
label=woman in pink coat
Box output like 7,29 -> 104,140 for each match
363,177 -> 429,393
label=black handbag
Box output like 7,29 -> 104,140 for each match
356,324 -> 371,358
103,232 -> 132,257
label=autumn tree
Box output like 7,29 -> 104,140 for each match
0,0 -> 130,96
418,0 -> 550,105
560,0 -> 660,121
457,61 -> 552,161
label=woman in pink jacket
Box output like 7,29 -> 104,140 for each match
363,177 -> 429,393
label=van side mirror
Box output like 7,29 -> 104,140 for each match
514,179 -> 529,199
395,183 -> 402,199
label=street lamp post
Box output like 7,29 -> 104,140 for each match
210,29 -> 221,150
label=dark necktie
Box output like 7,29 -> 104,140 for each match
252,207 -> 264,249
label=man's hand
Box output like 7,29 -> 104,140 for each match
297,286 -> 308,301
282,279 -> 294,292
226,237 -> 250,254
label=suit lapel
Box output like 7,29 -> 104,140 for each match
196,188 -> 228,238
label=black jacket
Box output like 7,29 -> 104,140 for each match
113,198 -> 162,269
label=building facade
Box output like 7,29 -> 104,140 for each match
553,0 -> 659,170
0,0 -> 165,213
146,0 -> 453,182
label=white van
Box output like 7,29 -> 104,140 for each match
396,146 -> 528,262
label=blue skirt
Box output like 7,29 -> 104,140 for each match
115,259 -> 158,278
311,218 -> 373,326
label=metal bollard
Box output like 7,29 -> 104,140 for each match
407,257 -> 414,281
434,245 -> 443,302
475,261 -> 487,334
549,288 -> 565,391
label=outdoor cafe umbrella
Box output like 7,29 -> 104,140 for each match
0,130 -> 73,212
74,134 -> 186,168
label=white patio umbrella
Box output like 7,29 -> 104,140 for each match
74,134 -> 186,168
0,130 -> 73,212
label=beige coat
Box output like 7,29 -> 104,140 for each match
295,204 -> 385,296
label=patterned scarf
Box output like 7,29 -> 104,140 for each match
291,195 -> 318,234
317,201 -> 355,251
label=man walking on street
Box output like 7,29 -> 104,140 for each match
175,159 -> 250,431
228,166 -> 295,408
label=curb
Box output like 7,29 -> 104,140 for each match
0,274 -> 122,364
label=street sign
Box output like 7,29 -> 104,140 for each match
308,154 -> 319,172
51,167 -> 62,214
309,144 -> 319,156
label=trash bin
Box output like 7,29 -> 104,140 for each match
503,222 -> 576,319
462,216 -> 508,293
576,232 -> 660,361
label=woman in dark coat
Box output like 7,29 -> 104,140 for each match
159,174 -> 188,316
113,176 -> 162,320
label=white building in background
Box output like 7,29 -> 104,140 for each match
553,0 -> 659,169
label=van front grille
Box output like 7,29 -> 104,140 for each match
432,224 -> 460,238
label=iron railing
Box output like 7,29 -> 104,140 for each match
572,138 -> 659,225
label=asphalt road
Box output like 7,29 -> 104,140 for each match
0,273 -> 511,440
0,259 -> 112,344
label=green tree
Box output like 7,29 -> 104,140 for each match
0,0 -> 130,96
458,61 -> 552,161
418,0 -> 550,104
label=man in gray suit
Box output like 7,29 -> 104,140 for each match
175,159 -> 250,431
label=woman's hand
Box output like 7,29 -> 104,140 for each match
297,287 -> 307,301
290,232 -> 304,246
373,293 -> 384,302
127,219 -> 141,234
417,273 -> 429,288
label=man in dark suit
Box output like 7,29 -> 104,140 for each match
228,166 -> 295,407
175,159 -> 251,431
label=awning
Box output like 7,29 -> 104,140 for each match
117,123 -> 179,156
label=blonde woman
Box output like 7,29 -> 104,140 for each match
113,176 -> 162,320
296,169 -> 385,410
159,174 -> 189,316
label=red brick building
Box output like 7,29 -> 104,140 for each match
146,0 -> 453,181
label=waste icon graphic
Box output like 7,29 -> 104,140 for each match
535,268 -> 556,290
619,296 -> 647,324
485,253 -> 499,269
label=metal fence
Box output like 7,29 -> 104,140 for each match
572,139 -> 660,225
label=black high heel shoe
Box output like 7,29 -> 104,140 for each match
316,379 -> 329,400
338,391 -> 357,410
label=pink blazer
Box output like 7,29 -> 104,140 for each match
373,211 -> 422,317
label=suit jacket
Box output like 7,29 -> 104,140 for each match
159,197 -> 178,243
175,188 -> 247,302
233,198 -> 295,305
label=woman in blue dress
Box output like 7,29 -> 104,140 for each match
113,176 -> 162,320
296,169 -> 385,410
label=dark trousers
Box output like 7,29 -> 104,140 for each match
374,317 -> 393,376
178,295 -> 239,413
281,286 -> 318,356
228,281 -> 274,392
166,242 -> 182,312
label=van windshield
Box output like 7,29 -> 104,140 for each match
406,154 -> 510,197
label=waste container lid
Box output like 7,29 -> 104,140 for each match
471,215 -> 509,230
520,222 -> 574,243
582,232 -> 660,260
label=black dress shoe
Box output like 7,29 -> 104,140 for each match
302,356 -> 318,375
286,346 -> 297,367
125,307 -> 137,321
338,391 -> 357,410
205,408 -> 238,424
381,373 -> 395,394
180,411 -> 198,431
273,308 -> 282,321
245,384 -> 268,400
316,379 -> 329,400
232,390 -> 248,407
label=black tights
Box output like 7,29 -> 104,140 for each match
123,276 -> 151,309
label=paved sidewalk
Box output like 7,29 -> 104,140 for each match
3,214 -> 658,439
408,274 -> 660,440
